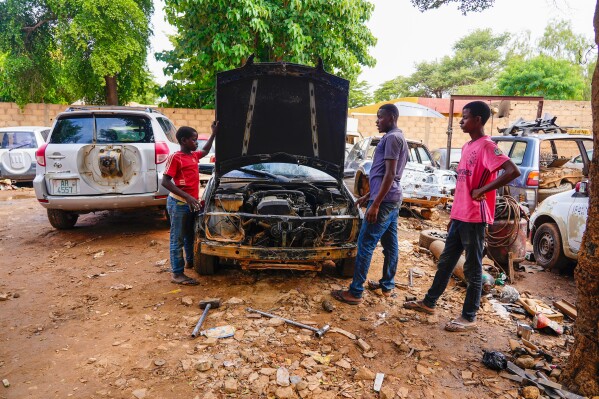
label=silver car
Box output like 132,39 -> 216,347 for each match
34,106 -> 180,229
0,126 -> 51,182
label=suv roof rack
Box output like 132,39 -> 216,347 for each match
64,105 -> 165,115
498,114 -> 566,136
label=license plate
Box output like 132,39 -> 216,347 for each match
52,179 -> 79,195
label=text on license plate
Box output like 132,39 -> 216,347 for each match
52,179 -> 79,195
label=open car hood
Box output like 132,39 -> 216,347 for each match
215,60 -> 349,180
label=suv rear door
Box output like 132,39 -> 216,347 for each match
44,113 -> 158,196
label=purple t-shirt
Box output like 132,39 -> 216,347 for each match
368,128 -> 409,203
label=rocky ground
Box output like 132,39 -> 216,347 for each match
0,188 -> 579,399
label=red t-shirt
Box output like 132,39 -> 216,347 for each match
164,151 -> 203,199
450,136 -> 510,224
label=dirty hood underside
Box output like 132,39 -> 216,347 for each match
215,61 -> 349,180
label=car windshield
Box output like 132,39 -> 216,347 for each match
50,115 -> 154,144
0,131 -> 37,149
223,163 -> 335,181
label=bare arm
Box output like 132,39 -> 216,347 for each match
161,175 -> 201,211
197,121 -> 218,158
365,159 -> 398,224
471,159 -> 521,200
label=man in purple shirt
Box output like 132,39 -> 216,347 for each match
332,104 -> 408,304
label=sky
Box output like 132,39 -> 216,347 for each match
147,0 -> 596,90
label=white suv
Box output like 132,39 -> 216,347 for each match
34,106 -> 180,229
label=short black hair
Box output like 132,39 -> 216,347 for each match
379,103 -> 399,120
463,101 -> 491,125
175,126 -> 197,143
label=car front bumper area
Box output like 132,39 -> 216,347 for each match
198,240 -> 357,271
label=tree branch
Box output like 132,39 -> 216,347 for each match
22,14 -> 57,40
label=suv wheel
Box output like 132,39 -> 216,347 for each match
533,223 -> 567,270
336,257 -> 356,277
47,209 -> 78,229
194,253 -> 216,275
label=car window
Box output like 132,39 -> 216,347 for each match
50,117 -> 94,144
408,146 -> 418,163
157,117 -> 178,143
40,129 -> 50,142
510,141 -> 527,165
432,151 -> 442,163
346,142 -> 360,163
416,146 -> 433,166
496,141 -> 513,156
582,141 -> 593,161
0,131 -> 37,149
96,115 -> 153,143
552,139 -> 581,161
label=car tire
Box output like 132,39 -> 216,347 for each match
356,174 -> 369,197
538,182 -> 573,203
194,253 -> 216,275
533,223 -> 568,271
47,209 -> 78,229
419,229 -> 447,250
336,257 -> 356,277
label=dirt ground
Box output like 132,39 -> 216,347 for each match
0,188 -> 578,399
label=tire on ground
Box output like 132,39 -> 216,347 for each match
419,229 -> 447,250
194,252 -> 216,275
47,209 -> 78,229
533,223 -> 568,271
336,257 -> 356,277
538,182 -> 573,203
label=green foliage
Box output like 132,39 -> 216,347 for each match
538,19 -> 595,65
157,0 -> 377,108
374,29 -> 508,100
497,55 -> 585,100
349,80 -> 373,108
410,0 -> 495,14
0,0 -> 153,105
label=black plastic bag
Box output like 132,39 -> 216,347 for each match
482,350 -> 507,371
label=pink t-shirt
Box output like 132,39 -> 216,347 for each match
450,136 -> 510,224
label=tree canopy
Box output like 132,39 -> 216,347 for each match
157,0 -> 377,108
0,0 -> 155,105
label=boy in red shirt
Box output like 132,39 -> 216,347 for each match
404,101 -> 520,332
162,123 -> 217,285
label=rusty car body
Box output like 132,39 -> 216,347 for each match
193,60 -> 361,276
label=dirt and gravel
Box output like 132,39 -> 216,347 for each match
0,188 -> 578,399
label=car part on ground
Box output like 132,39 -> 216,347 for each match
418,229 -> 448,250
33,106 -> 180,229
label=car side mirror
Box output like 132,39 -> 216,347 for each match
576,181 -> 589,195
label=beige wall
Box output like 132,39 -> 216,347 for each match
0,99 -> 591,151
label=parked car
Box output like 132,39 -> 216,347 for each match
431,147 -> 462,171
33,106 -> 180,229
529,180 -> 589,270
343,136 -> 457,208
194,61 -> 361,277
490,115 -> 592,212
0,126 -> 51,182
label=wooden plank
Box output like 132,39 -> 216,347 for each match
518,298 -> 564,323
552,300 -> 577,320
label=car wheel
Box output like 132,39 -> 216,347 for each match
336,257 -> 355,277
194,253 -> 216,275
47,209 -> 78,229
538,182 -> 573,203
533,223 -> 568,271
357,174 -> 369,197
418,229 -> 447,250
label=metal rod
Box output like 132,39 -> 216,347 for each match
191,303 -> 212,338
409,269 -> 414,287
246,307 -> 317,332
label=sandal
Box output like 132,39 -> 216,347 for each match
444,319 -> 477,332
171,274 -> 199,286
331,290 -> 362,305
403,300 -> 435,315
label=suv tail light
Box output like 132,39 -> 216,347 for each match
155,142 -> 170,164
526,170 -> 539,186
210,155 -> 216,163
36,143 -> 48,166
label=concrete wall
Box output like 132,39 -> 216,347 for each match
0,99 -> 591,151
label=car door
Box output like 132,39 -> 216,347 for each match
567,186 -> 589,254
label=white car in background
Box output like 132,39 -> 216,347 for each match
529,180 -> 589,271
34,106 -> 180,229
0,126 -> 51,182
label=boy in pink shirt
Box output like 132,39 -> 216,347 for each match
404,101 -> 520,332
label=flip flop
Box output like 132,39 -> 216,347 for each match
171,275 -> 199,286
331,290 -> 362,305
403,300 -> 435,315
444,319 -> 477,332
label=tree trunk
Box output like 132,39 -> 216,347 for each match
560,1 -> 599,396
104,75 -> 118,105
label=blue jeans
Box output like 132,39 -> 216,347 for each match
349,201 -> 400,298
423,220 -> 485,322
167,196 -> 195,275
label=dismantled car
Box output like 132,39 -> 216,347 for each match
491,115 -> 592,211
194,60 -> 361,276
344,136 -> 457,208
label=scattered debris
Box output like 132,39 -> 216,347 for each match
482,350 -> 507,371
154,259 -> 168,266
533,313 -> 564,335
552,300 -> 577,320
181,296 -> 194,306
519,297 -> 564,323
2,379 -> 9,388
373,373 -> 384,392
110,284 -> 132,290
321,299 -> 335,312
330,327 -> 356,340
92,250 -> 105,259
201,325 -> 236,339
